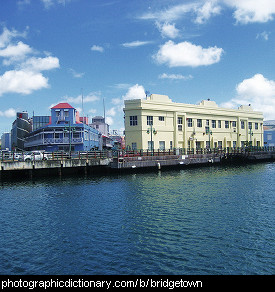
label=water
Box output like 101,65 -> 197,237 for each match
0,163 -> 274,275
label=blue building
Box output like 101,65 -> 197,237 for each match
1,132 -> 11,150
24,103 -> 101,152
264,120 -> 275,147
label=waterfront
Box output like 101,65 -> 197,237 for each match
0,163 -> 274,275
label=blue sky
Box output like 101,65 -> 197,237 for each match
1,0 -> 275,135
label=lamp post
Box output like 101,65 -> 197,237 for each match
146,123 -> 157,153
206,127 -> 212,150
249,129 -> 254,147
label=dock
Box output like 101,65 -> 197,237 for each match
0,148 -> 274,179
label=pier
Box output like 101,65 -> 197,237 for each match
0,148 -> 274,179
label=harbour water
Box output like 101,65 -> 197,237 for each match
0,162 -> 274,275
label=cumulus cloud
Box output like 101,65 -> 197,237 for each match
91,45 -> 104,53
156,22 -> 180,39
0,108 -> 16,118
0,26 -> 59,96
123,84 -> 146,100
224,0 -> 275,24
0,70 -> 49,96
221,74 -> 275,120
153,40 -> 223,67
195,0 -> 222,24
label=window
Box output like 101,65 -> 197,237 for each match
218,141 -> 222,149
233,141 -> 236,148
178,125 -> 182,131
130,116 -> 137,126
248,122 -> 252,130
159,141 -> 165,150
187,118 -> 192,127
225,121 -> 229,128
170,141 -> 173,150
197,119 -> 202,127
206,119 -> 209,127
212,120 -> 216,128
232,121 -> 236,127
206,141 -> 210,149
132,142 -> 137,150
147,116 -> 153,126
241,121 -> 245,129
159,116 -> 164,121
218,120 -> 221,128
178,117 -> 183,124
55,110 -> 60,117
255,123 -> 258,130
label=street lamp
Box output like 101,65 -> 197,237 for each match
205,127 -> 212,150
146,123 -> 157,152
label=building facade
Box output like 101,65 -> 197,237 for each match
1,132 -> 11,150
24,103 -> 101,152
264,120 -> 275,147
90,116 -> 113,149
124,94 -> 264,150
11,112 -> 32,151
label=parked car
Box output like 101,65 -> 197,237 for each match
23,151 -> 50,161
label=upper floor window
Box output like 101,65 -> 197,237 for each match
255,123 -> 258,130
218,120 -> 221,128
241,121 -> 245,129
159,116 -> 165,121
225,121 -> 229,129
212,120 -> 216,128
147,116 -> 153,126
248,122 -> 252,130
130,116 -> 138,126
187,118 -> 192,127
197,119 -> 202,127
232,121 -> 236,127
178,117 -> 183,124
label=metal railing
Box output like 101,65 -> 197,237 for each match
1,146 -> 274,162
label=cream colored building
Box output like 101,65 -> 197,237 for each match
124,94 -> 264,150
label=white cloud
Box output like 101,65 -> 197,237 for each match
91,45 -> 104,53
156,22 -> 180,39
106,116 -> 114,126
153,40 -> 223,67
0,108 -> 16,118
159,73 -> 193,80
41,0 -> 70,9
21,56 -> 60,71
122,40 -> 153,48
0,26 -> 59,96
106,107 -> 116,116
256,31 -> 270,41
0,41 -> 33,64
221,74 -> 275,120
195,0 -> 222,24
123,84 -> 146,100
0,70 -> 49,96
224,0 -> 275,24
68,68 -> 84,78
62,92 -> 100,104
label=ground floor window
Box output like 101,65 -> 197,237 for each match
159,141 -> 165,150
132,142 -> 137,150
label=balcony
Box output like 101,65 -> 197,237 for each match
25,137 -> 83,148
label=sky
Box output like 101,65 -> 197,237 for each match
1,0 -> 275,135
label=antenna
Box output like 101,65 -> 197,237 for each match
103,97 -> 106,122
81,88 -> 84,123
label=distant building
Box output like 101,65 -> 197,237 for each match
90,116 -> 113,149
264,120 -> 275,147
24,103 -> 101,152
1,132 -> 11,150
124,94 -> 264,150
11,112 -> 32,151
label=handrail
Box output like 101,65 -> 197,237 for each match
1,146 -> 274,162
